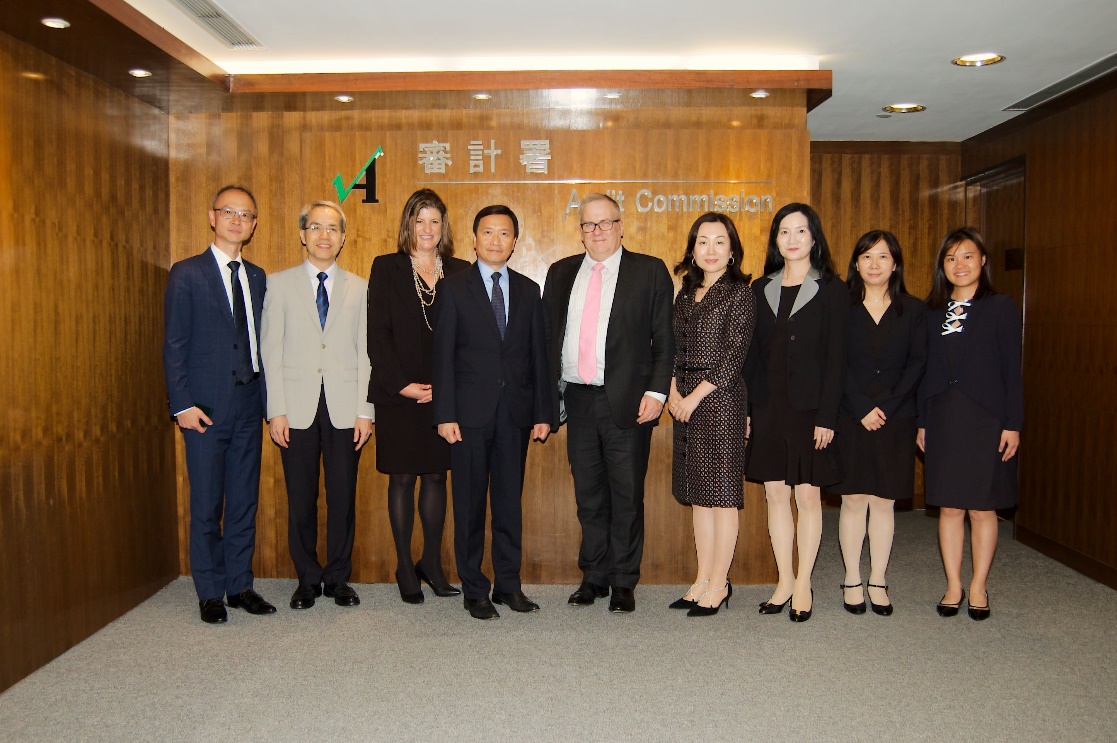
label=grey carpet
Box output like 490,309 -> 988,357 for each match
1,512 -> 1115,742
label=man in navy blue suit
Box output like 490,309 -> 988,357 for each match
163,184 -> 277,624
431,205 -> 553,620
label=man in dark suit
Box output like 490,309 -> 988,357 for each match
163,184 -> 277,624
431,205 -> 553,620
260,201 -> 373,610
542,193 -> 674,613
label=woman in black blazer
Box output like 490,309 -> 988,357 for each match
368,189 -> 469,603
918,227 -> 1022,621
744,203 -> 848,622
828,231 -> 926,616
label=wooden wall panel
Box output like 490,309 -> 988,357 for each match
962,87 -> 1117,583
0,31 -> 177,693
810,145 -> 965,507
169,102 -> 808,586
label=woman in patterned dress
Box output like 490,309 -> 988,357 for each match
667,213 -> 756,616
918,227 -> 1022,621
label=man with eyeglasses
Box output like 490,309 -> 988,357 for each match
260,200 -> 373,610
543,193 -> 674,613
163,184 -> 276,624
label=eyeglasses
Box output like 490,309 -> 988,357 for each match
305,224 -> 341,235
580,219 -> 620,233
215,207 -> 256,221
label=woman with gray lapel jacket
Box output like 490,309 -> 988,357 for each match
743,203 -> 848,622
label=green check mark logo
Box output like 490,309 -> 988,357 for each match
333,146 -> 384,202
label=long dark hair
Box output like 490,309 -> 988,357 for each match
762,202 -> 836,280
673,212 -> 751,292
926,226 -> 996,309
846,230 -> 909,315
396,188 -> 455,258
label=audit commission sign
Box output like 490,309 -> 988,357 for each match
565,186 -> 773,216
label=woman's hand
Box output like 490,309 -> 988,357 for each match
813,426 -> 835,449
861,407 -> 887,431
400,382 -> 433,404
916,428 -> 926,452
999,430 -> 1020,461
671,394 -> 701,423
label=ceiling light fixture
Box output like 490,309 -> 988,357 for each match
750,89 -> 770,98
129,69 -> 153,78
603,93 -> 622,100
952,53 -> 1005,67
334,95 -> 354,103
882,103 -> 925,113
473,93 -> 492,101
41,18 -> 70,29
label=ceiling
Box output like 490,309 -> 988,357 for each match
60,1 -> 1117,140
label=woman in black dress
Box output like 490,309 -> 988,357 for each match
744,203 -> 847,622
918,227 -> 1022,621
368,189 -> 469,603
829,231 -> 926,616
667,213 -> 756,617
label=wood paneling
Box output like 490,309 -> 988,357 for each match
810,144 -> 966,507
962,85 -> 1117,584
0,30 -> 178,693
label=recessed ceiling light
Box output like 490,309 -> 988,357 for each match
882,103 -> 925,113
334,94 -> 354,103
473,93 -> 492,101
750,89 -> 770,98
604,92 -> 622,100
41,18 -> 70,29
129,69 -> 153,78
952,53 -> 1005,67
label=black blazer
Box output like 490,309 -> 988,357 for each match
430,264 -> 553,429
542,248 -> 675,429
743,271 -> 848,429
840,294 -> 927,421
918,292 -> 1023,430
366,252 -> 470,405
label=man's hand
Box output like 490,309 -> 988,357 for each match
353,418 -> 373,450
532,423 -> 551,442
177,406 -> 212,433
268,415 -> 290,448
438,422 -> 462,444
636,395 -> 664,424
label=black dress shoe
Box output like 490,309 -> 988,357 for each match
758,596 -> 791,615
492,590 -> 540,613
324,582 -> 360,607
568,580 -> 610,606
841,582 -> 867,615
290,583 -> 322,610
967,593 -> 990,621
464,597 -> 500,620
686,583 -> 730,617
226,588 -> 277,615
936,589 -> 965,617
396,569 -> 425,604
868,583 -> 894,616
788,589 -> 814,623
415,563 -> 462,597
609,587 -> 635,614
199,598 -> 227,624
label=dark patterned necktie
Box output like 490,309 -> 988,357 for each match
491,272 -> 506,339
316,271 -> 329,329
228,261 -> 254,383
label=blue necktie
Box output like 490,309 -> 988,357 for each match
228,261 -> 254,383
316,272 -> 329,329
491,272 -> 506,339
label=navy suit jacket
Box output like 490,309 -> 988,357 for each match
430,263 -> 553,430
163,249 -> 267,425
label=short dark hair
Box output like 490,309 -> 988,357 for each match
673,212 -> 751,292
473,204 -> 519,238
845,230 -> 909,315
926,226 -> 996,309
212,184 -> 257,212
396,188 -> 455,258
762,202 -> 835,280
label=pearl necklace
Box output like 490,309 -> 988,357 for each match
410,255 -> 443,331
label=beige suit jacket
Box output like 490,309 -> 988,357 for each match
261,263 -> 374,429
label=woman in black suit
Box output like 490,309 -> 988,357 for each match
368,189 -> 469,603
744,203 -> 848,622
829,231 -> 926,616
918,227 -> 1022,621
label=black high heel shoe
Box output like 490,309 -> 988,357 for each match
396,569 -> 425,605
840,582 -> 866,615
868,583 -> 893,616
936,588 -> 965,617
758,594 -> 791,615
967,593 -> 990,621
415,563 -> 461,597
686,584 -> 729,617
669,580 -> 707,610
788,589 -> 813,622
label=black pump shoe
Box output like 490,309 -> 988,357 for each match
868,583 -> 894,616
758,595 -> 791,615
415,564 -> 461,597
936,588 -> 965,617
788,589 -> 813,623
687,584 -> 730,617
840,582 -> 867,615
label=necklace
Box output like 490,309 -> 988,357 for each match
410,254 -> 443,331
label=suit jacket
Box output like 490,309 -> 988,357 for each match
260,264 -> 374,429
840,293 -> 927,421
918,292 -> 1023,430
163,248 -> 266,426
743,270 -> 848,429
542,248 -> 675,429
431,264 -> 553,430
367,252 -> 470,405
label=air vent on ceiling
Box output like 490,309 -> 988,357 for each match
171,0 -> 263,50
1004,52 -> 1117,111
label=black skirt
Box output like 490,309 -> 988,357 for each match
374,401 -> 450,475
828,415 -> 917,500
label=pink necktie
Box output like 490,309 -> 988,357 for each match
578,263 -> 605,384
